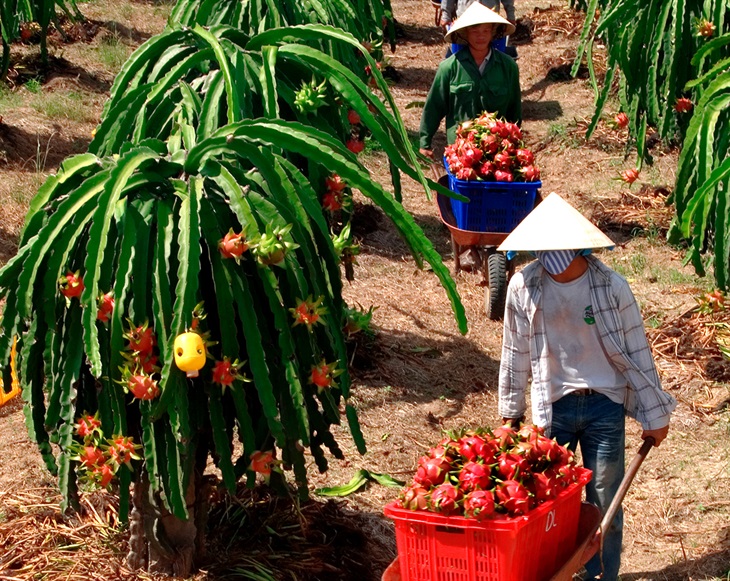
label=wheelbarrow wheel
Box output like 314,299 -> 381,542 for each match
484,252 -> 507,320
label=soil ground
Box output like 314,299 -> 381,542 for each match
1,0 -> 730,580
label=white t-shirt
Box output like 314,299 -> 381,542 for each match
543,270 -> 627,404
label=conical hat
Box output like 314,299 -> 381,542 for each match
444,3 -> 516,43
497,192 -> 615,251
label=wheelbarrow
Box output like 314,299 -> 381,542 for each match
381,437 -> 654,581
433,170 -> 541,320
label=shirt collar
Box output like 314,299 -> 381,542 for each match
478,49 -> 492,74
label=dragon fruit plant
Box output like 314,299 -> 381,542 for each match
0,21 -> 467,579
444,112 -> 541,183
170,0 -> 397,64
398,424 -> 590,520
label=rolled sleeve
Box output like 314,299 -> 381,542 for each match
614,282 -> 676,430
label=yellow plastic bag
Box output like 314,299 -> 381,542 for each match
0,337 -> 20,407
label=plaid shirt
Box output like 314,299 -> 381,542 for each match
498,256 -> 676,432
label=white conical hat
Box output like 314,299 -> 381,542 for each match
497,192 -> 615,251
444,3 -> 516,43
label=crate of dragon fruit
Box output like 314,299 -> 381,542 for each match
444,112 -> 542,233
383,424 -> 592,581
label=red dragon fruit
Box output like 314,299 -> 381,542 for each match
520,165 -> 541,182
59,271 -> 84,299
458,461 -> 493,492
517,424 -> 544,440
414,455 -> 451,488
613,112 -> 629,129
430,441 -> 458,461
478,161 -> 496,179
96,292 -> 115,322
522,434 -> 563,464
528,471 -> 562,503
515,148 -> 534,166
79,445 -> 106,469
491,425 -> 517,449
401,484 -> 430,510
127,373 -> 160,401
429,483 -> 463,515
492,120 -> 511,139
508,123 -> 523,142
621,168 -> 640,184
495,480 -> 532,516
396,423 -> 589,521
463,489 -> 495,521
674,97 -> 693,114
493,152 -> 513,171
445,112 -> 539,183
500,138 -> 516,155
457,434 -> 491,462
480,133 -> 499,154
494,169 -> 514,182
462,144 -> 483,166
496,452 -> 531,481
456,167 -> 477,181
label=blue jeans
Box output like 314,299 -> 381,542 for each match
550,393 -> 625,581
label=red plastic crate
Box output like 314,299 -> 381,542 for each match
383,470 -> 591,581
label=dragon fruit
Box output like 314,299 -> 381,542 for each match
495,480 -> 532,516
458,461 -> 493,492
414,455 -> 451,488
402,484 -> 430,511
496,452 -> 531,481
457,434 -> 491,463
444,112 -> 539,182
463,489 -> 495,521
395,423 -> 588,520
429,483 -> 463,515
491,425 -> 518,449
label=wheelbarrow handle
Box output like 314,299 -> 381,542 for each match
599,436 -> 655,535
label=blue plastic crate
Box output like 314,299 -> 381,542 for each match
447,174 -> 541,232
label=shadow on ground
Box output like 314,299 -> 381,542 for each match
351,324 -> 499,416
0,122 -> 90,171
622,543 -> 730,580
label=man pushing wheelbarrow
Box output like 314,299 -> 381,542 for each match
497,193 -> 677,580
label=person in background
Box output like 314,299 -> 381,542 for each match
441,0 -> 515,28
418,3 -> 519,161
497,193 -> 676,581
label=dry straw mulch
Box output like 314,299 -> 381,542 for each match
0,485 -> 394,581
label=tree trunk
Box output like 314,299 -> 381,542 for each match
126,470 -> 212,577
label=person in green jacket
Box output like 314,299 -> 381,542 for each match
419,2 -> 520,160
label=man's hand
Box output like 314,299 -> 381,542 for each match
501,416 -> 524,428
419,148 -> 434,160
642,424 -> 669,447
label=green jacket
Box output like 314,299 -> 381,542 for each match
419,48 -> 521,150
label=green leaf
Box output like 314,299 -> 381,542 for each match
82,148 -> 160,377
314,468 -> 369,496
260,45 -> 280,120
192,25 -> 240,124
153,178 -> 202,418
314,468 -> 404,496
